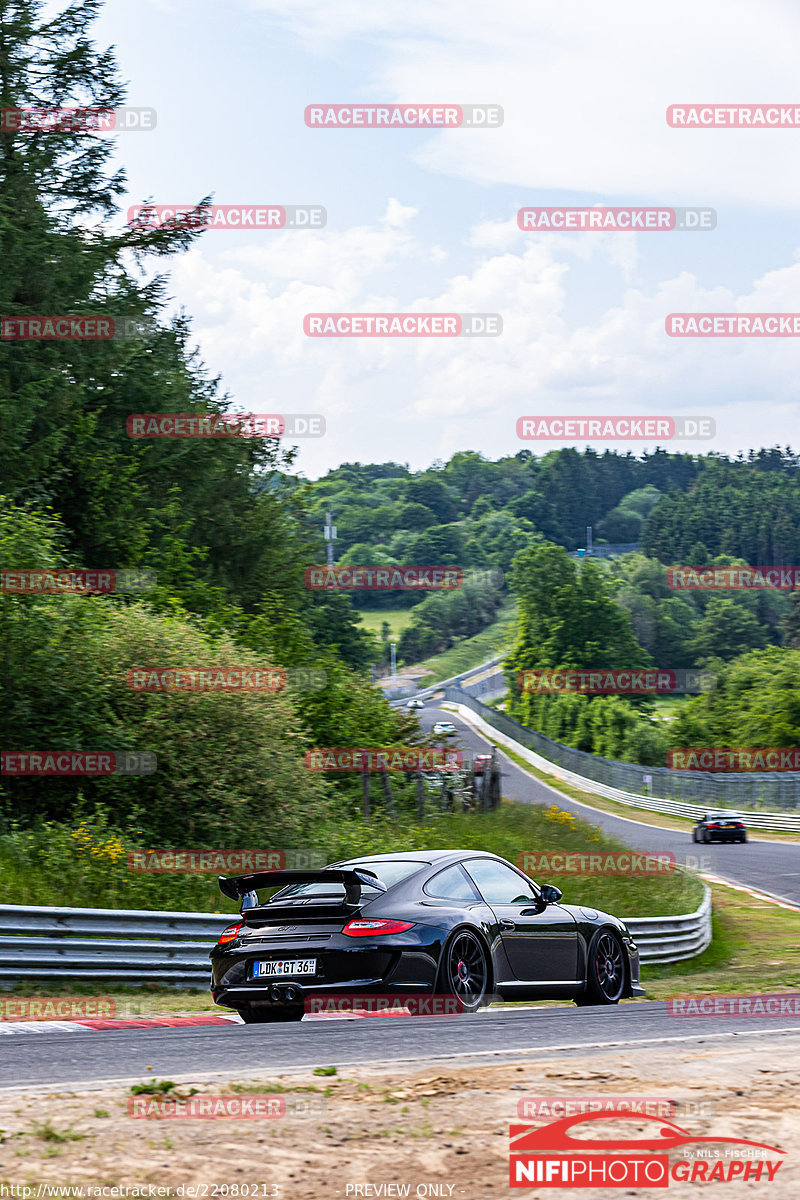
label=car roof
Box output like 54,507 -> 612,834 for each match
335,849 -> 499,867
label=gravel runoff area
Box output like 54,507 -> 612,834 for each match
0,1029 -> 798,1198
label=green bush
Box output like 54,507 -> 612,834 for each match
1,596 -> 326,844
0,802 -> 702,920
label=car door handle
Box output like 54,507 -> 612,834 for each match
499,919 -> 516,930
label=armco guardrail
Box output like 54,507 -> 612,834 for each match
383,656 -> 506,702
624,887 -> 711,965
0,904 -> 231,986
0,887 -> 710,986
445,685 -> 800,820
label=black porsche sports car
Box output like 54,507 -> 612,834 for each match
210,850 -> 645,1023
692,813 -> 748,844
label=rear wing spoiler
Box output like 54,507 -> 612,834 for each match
218,867 -> 386,906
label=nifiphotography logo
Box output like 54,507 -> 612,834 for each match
509,1110 -> 785,1187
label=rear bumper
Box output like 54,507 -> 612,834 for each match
210,929 -> 441,1011
212,977 -> 433,1011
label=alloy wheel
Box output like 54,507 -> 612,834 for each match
594,932 -> 625,1002
445,931 -> 488,1011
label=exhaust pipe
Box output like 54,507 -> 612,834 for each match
269,984 -> 301,1003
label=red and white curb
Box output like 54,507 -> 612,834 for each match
0,1006 -> 524,1033
0,1010 -> 418,1034
0,1014 -> 242,1035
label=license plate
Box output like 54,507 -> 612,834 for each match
251,959 -> 317,978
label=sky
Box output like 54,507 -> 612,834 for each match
91,0 -> 800,478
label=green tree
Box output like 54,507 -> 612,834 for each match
406,478 -> 458,523
689,597 -> 768,663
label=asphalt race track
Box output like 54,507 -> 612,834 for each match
2,700 -> 796,1095
417,702 -> 800,907
2,1003 -> 799,1089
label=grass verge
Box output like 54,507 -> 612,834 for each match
354,607 -> 418,641
412,601 -> 517,683
642,880 -> 800,998
0,801 -> 701,918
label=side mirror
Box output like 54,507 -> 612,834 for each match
539,884 -> 563,906
240,890 -> 258,911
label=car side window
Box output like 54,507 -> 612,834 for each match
463,859 -> 538,905
423,864 -> 481,901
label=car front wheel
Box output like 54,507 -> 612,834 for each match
576,930 -> 626,1006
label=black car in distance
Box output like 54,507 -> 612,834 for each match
692,812 -> 748,843
210,850 -> 645,1023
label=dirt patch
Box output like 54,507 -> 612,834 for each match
0,1036 -> 798,1197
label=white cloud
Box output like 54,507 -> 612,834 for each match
244,0 -> 800,208
167,208 -> 800,474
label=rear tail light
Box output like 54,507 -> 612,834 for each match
218,923 -> 243,944
342,919 -> 414,938
706,824 -> 720,829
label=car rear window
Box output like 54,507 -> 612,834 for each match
423,864 -> 480,901
269,859 -> 427,901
